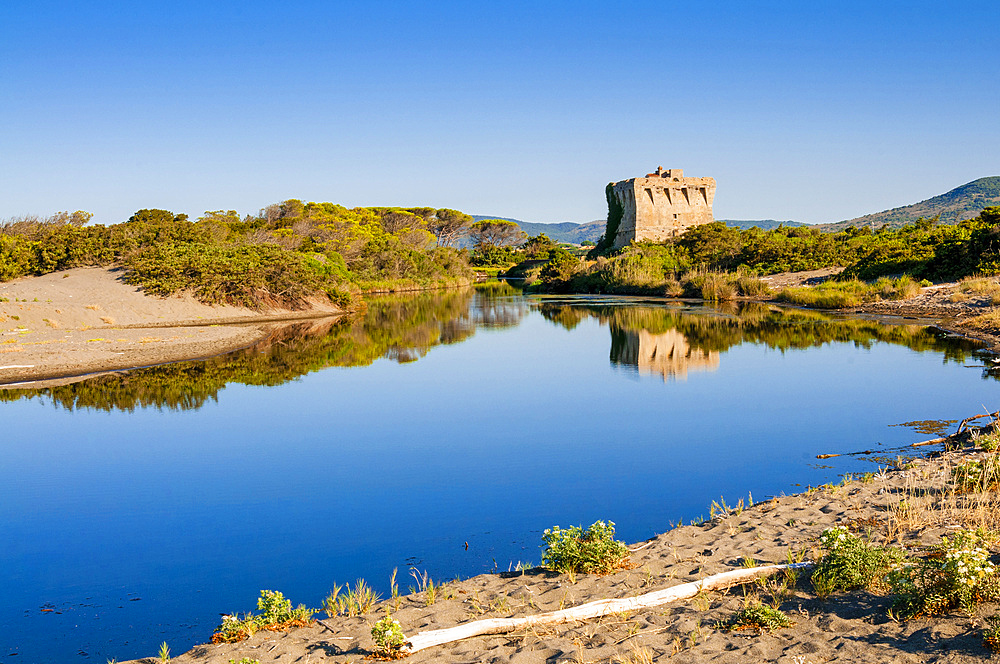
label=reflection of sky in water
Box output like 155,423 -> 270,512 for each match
1,292 -> 998,662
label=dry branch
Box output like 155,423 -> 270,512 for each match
403,562 -> 814,654
958,411 -> 1000,434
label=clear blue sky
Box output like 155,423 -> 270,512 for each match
2,1 -> 998,225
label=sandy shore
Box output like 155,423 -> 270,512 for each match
0,267 -> 345,386
3,267 -> 996,387
9,267 -> 996,662
116,433 -> 1000,664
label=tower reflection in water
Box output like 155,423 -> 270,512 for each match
611,326 -> 719,380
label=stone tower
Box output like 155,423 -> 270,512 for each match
608,166 -> 716,250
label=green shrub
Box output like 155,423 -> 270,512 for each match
684,271 -> 737,301
983,616 -> 1000,651
718,599 -> 793,633
734,272 -> 771,297
873,275 -> 921,300
975,428 -> 1000,452
950,455 -> 1000,492
371,615 -> 406,659
811,526 -> 904,598
890,530 -> 1000,618
211,590 -> 315,643
124,242 -> 350,309
541,520 -> 630,574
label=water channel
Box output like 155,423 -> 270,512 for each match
3,285 -> 998,662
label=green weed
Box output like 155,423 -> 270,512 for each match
951,455 -> 1000,492
541,520 -> 630,574
718,598 -> 793,633
211,590 -> 315,643
890,529 -> 1000,618
370,615 -> 406,659
811,526 -> 904,598
983,616 -> 1000,651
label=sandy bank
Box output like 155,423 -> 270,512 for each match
0,267 -> 345,386
116,428 -> 1000,664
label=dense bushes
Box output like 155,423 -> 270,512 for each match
124,243 -> 353,309
542,521 -> 630,574
581,207 -> 1000,283
530,206 -> 1000,303
0,203 -> 477,308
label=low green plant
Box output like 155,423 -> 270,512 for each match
371,615 -> 406,659
212,613 -> 260,643
776,280 -> 873,309
976,428 -> 1000,452
718,598 -> 793,633
688,271 -> 737,301
810,525 -> 903,598
983,616 -> 1000,651
733,272 -> 770,297
211,590 -> 315,643
890,529 -> 1000,618
255,589 -> 314,628
541,520 -> 630,574
958,275 -> 1000,300
158,641 -> 170,662
229,659 -> 261,664
951,455 -> 1000,492
873,275 -> 921,300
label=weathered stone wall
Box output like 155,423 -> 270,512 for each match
609,167 -> 716,250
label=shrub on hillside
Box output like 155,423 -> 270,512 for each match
124,242 -> 353,309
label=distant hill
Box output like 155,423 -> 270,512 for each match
473,215 -> 805,243
718,219 -> 807,230
816,176 -> 1000,232
471,216 -> 605,244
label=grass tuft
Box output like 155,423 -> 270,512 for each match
718,598 -> 793,633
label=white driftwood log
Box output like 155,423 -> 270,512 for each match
403,561 -> 814,653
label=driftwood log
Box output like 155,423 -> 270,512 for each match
958,411 -> 1000,434
402,561 -> 814,654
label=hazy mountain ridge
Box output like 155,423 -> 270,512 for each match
473,216 -> 803,243
818,176 -> 1000,231
471,216 -> 606,243
717,219 -> 807,230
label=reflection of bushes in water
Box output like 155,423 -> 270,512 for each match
473,280 -> 522,297
539,304 -> 588,331
472,281 -> 527,329
0,289 -> 481,412
541,301 -> 985,369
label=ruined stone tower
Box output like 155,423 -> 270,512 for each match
607,167 -> 716,250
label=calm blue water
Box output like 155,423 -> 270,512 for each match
2,288 -> 998,662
